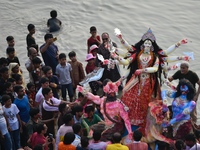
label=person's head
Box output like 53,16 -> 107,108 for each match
176,79 -> 195,100
180,61 -> 189,74
9,63 -> 20,74
85,105 -> 94,119
0,67 -> 9,80
44,33 -> 53,43
36,123 -> 48,134
32,57 -> 42,68
63,113 -> 74,126
43,66 -> 53,78
6,36 -> 15,47
175,139 -> 186,150
27,24 -> 35,34
93,130 -> 101,141
14,85 -> 24,97
63,132 -> 75,145
50,10 -> 57,18
33,144 -> 43,150
72,105 -> 83,118
133,130 -> 143,142
12,74 -> 23,85
90,26 -> 97,37
112,132 -> 122,143
29,107 -> 40,119
185,133 -> 196,148
40,77 -> 49,88
68,51 -> 76,62
2,95 -> 12,107
0,57 -> 8,67
89,45 -> 98,56
3,82 -> 13,92
85,53 -> 95,64
42,87 -> 53,99
27,82 -> 35,92
59,53 -> 67,65
7,78 -> 16,86
72,123 -> 82,135
6,47 -> 15,58
80,136 -> 89,148
78,92 -> 84,100
29,47 -> 38,58
157,141 -> 169,150
101,32 -> 110,44
58,103 -> 67,114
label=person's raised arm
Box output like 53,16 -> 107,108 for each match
40,39 -> 52,53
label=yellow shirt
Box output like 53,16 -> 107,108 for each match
106,143 -> 129,150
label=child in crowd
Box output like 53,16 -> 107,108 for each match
72,105 -> 83,124
56,53 -> 74,102
3,82 -> 15,102
26,24 -> 38,54
6,35 -> 15,48
0,67 -> 9,96
58,132 -> 76,150
47,10 -> 62,32
57,103 -> 71,129
68,51 -> 85,96
76,136 -> 89,150
6,47 -> 20,66
2,95 -> 22,150
26,82 -> 36,107
0,57 -> 8,68
89,44 -> 98,57
87,26 -> 101,53
85,53 -> 100,95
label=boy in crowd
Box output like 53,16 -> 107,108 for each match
6,47 -> 20,66
6,35 -> 15,48
47,10 -> 62,32
56,53 -> 74,102
87,26 -> 101,53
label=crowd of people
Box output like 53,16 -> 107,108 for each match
1,9 -> 200,150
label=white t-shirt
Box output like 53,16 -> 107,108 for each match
0,104 -> 8,135
35,87 -> 43,103
190,143 -> 200,150
42,97 -> 61,111
3,104 -> 19,130
88,141 -> 108,150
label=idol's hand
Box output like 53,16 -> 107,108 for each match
103,59 -> 109,65
176,38 -> 188,47
182,56 -> 191,61
111,52 -> 119,60
76,85 -> 87,96
114,28 -> 122,39
134,69 -> 142,76
128,132 -> 133,140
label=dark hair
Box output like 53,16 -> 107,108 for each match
29,107 -> 40,118
175,139 -> 185,150
58,103 -> 67,113
80,136 -> 89,148
63,113 -> 73,125
6,36 -> 14,42
185,133 -> 196,142
11,74 -> 22,82
157,141 -> 169,150
85,105 -> 94,114
36,123 -> 45,134
90,26 -> 97,32
112,132 -> 122,143
63,132 -> 75,144
0,57 -> 8,66
72,105 -> 83,115
14,85 -> 23,93
44,33 -> 53,40
33,144 -> 43,150
32,57 -> 42,64
27,82 -> 35,90
7,78 -> 16,83
68,51 -> 76,58
2,95 -> 11,103
175,79 -> 196,100
133,130 -> 142,141
3,82 -> 12,91
27,24 -> 35,31
50,10 -> 57,18
59,53 -> 66,60
6,47 -> 15,54
72,123 -> 82,134
40,77 -> 49,84
78,92 -> 84,98
42,66 -> 52,74
42,87 -> 51,97
93,130 -> 101,141
0,67 -> 8,73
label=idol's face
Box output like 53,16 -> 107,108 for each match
180,84 -> 189,95
144,40 -> 152,49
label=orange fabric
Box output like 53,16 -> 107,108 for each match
58,142 -> 76,150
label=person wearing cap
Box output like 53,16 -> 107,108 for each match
40,33 -> 59,74
89,44 -> 98,57
87,26 -> 101,53
168,61 -> 200,123
85,53 -> 101,95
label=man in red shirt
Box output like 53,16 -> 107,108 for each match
87,26 -> 101,53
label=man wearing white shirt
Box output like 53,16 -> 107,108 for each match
72,123 -> 82,147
